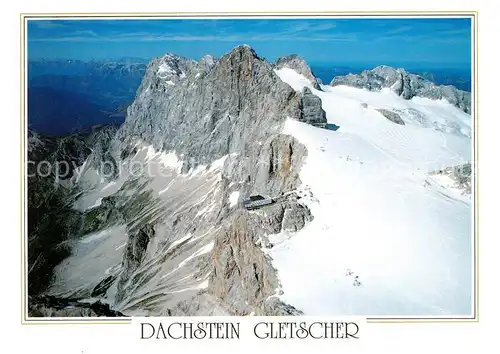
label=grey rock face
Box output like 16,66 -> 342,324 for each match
84,125 -> 120,178
115,224 -> 155,303
281,202 -> 312,232
196,54 -> 218,75
209,212 -> 280,315
274,54 -> 322,90
430,163 -> 472,194
36,45 -> 323,317
331,65 -> 471,113
218,133 -> 308,203
111,45 -> 304,171
263,297 -> 304,316
206,134 -> 312,315
106,46 -> 319,315
27,126 -> 119,296
209,197 -> 312,315
375,109 -> 405,125
300,87 -> 328,128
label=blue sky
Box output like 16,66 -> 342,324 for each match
27,18 -> 472,68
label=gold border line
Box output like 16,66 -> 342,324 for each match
20,11 -> 479,325
20,11 -> 477,15
473,10 -> 479,323
21,13 -> 27,324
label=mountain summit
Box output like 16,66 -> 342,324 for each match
108,44 -> 327,172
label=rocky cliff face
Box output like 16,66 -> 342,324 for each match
331,65 -> 471,113
27,125 -> 119,296
110,45 -> 305,171
31,45 -> 326,317
300,87 -> 328,128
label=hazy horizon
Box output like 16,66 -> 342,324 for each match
28,18 -> 472,72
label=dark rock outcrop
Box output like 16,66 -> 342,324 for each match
375,109 -> 405,125
29,295 -> 125,317
115,224 -> 155,303
300,87 -> 328,128
209,197 -> 312,315
430,163 -> 472,194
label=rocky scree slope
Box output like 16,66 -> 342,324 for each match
27,126 -> 119,315
36,46 -> 326,316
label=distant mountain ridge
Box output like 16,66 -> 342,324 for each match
28,58 -> 148,78
311,64 -> 471,92
330,65 -> 471,113
28,58 -> 147,136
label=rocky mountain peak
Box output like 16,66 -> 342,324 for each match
154,53 -> 195,80
218,44 -> 262,70
370,65 -> 401,78
274,54 -> 322,90
197,54 -> 218,74
231,44 -> 258,56
110,45 -> 308,172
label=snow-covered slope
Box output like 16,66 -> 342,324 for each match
272,68 -> 473,316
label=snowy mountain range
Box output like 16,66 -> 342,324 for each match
27,45 -> 473,317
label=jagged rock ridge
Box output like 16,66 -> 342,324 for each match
31,45 -> 324,317
330,65 -> 471,113
110,45 -> 309,171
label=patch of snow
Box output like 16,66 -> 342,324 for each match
102,181 -> 117,191
79,228 -> 113,244
207,155 -> 228,172
86,197 -> 103,210
274,68 -> 315,91
228,191 -> 240,208
158,180 -> 175,195
167,233 -> 193,251
161,241 -> 214,280
197,278 -> 209,289
158,63 -> 175,75
196,203 -> 216,217
178,241 -> 214,268
168,279 -> 209,294
143,146 -> 184,173
114,242 -> 127,251
158,152 -> 183,171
